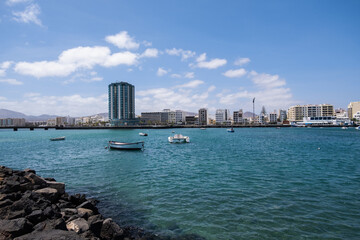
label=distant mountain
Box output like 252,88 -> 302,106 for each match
0,109 -> 27,119
0,109 -> 108,121
243,111 -> 257,118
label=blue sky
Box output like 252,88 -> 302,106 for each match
0,0 -> 359,117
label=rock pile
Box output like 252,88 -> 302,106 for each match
0,166 -> 158,240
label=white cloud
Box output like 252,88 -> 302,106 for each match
165,48 -> 196,61
194,53 -> 227,69
157,67 -> 168,76
140,48 -> 159,58
142,41 -> 152,47
1,61 -> 13,69
0,96 -> 7,101
6,0 -> 31,5
14,46 -> 138,78
217,70 -> 295,111
249,70 -> 286,88
0,94 -> 108,116
234,58 -> 251,66
0,70 -> 5,77
175,80 -> 204,89
105,31 -> 139,50
184,72 -> 194,79
0,78 -> 23,85
223,68 -> 247,78
12,3 -> 42,26
136,82 -> 215,113
171,74 -> 181,78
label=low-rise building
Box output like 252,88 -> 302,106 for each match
348,101 -> 360,119
0,118 -> 25,126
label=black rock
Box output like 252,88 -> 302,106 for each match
100,218 -> 124,240
13,229 -> 85,240
0,218 -> 33,238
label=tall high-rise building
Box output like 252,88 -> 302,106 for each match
198,108 -> 208,125
108,82 -> 135,125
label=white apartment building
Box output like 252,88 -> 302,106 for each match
287,104 -> 334,122
279,110 -> 287,122
215,109 -> 230,124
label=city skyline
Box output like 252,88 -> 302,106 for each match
0,1 -> 359,116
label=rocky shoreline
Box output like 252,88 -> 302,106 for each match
0,166 -> 160,240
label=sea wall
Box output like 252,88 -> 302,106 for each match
0,166 -> 159,240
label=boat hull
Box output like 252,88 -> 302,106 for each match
108,141 -> 144,150
50,137 -> 65,141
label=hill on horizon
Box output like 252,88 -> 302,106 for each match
0,109 -> 108,121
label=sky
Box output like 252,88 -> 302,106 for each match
0,0 -> 359,117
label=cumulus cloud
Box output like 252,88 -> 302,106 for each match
6,0 -> 31,5
171,74 -> 181,78
14,46 -> 138,78
0,93 -> 108,116
157,67 -> 168,76
140,48 -> 159,58
234,58 -> 250,66
193,53 -> 227,69
12,3 -> 42,26
0,78 -> 23,85
217,70 -> 295,111
165,48 -> 196,61
105,31 -> 139,50
0,70 -> 5,77
184,72 -> 194,79
175,80 -> 204,89
136,81 -> 214,112
223,68 -> 247,78
249,70 -> 286,88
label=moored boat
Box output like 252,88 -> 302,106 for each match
341,126 -> 348,130
200,128 -> 206,130
139,132 -> 148,136
168,134 -> 190,143
108,141 -> 144,150
356,126 -> 360,130
50,136 -> 65,141
227,128 -> 234,132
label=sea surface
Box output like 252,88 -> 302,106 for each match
0,127 -> 359,239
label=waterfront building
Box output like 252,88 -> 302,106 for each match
233,109 -> 243,124
141,111 -> 168,124
108,82 -> 136,126
175,110 -> 186,124
215,109 -> 230,124
269,112 -> 278,123
279,110 -> 287,122
55,117 -> 67,126
354,111 -> 360,121
198,108 -> 208,125
185,116 -> 198,125
0,118 -> 25,127
348,101 -> 360,119
296,116 -> 350,126
287,104 -> 334,122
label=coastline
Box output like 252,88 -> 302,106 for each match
0,166 -> 161,240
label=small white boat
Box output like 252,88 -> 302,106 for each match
341,126 -> 348,130
168,134 -> 190,143
108,141 -> 144,150
356,126 -> 360,130
139,132 -> 148,136
50,136 -> 65,141
227,128 -> 234,132
200,128 -> 206,130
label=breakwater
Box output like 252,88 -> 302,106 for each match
0,166 -> 158,240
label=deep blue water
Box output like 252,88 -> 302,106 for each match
0,127 -> 359,239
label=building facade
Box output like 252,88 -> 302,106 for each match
108,82 -> 136,125
0,118 -> 25,127
287,104 -> 334,122
269,112 -> 278,123
279,110 -> 287,122
215,109 -> 230,124
198,108 -> 208,125
348,101 -> 360,119
233,109 -> 243,124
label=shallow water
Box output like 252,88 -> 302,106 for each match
0,127 -> 359,239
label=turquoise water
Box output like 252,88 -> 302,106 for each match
0,127 -> 359,239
